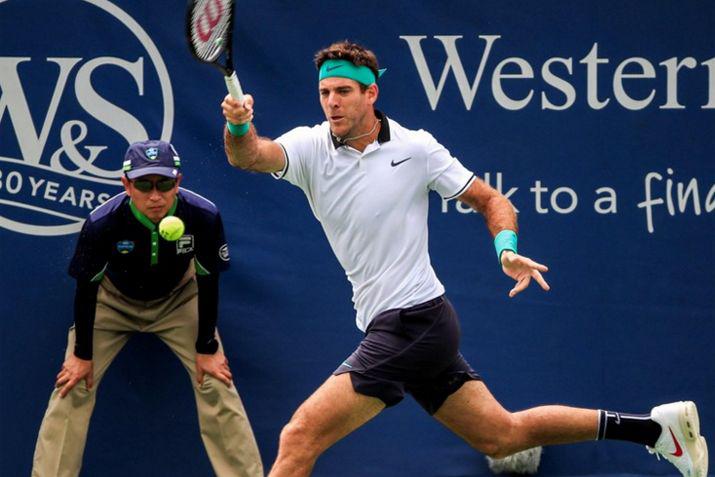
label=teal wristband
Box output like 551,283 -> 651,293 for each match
494,230 -> 517,263
226,121 -> 250,137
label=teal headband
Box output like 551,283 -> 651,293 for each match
318,59 -> 386,86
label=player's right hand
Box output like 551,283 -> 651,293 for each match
56,355 -> 94,398
500,250 -> 550,298
221,94 -> 254,125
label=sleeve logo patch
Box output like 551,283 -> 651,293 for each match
116,240 -> 135,254
219,244 -> 230,261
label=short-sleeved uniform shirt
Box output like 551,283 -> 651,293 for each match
69,188 -> 230,300
273,111 -> 475,331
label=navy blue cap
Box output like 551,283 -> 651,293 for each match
123,140 -> 181,179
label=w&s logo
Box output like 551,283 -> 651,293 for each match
0,0 -> 174,236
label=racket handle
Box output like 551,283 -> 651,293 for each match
225,71 -> 244,101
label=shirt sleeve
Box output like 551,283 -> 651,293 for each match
194,211 -> 230,276
272,125 -> 317,191
423,131 -> 476,200
73,280 -> 100,359
195,273 -> 219,354
68,217 -> 109,282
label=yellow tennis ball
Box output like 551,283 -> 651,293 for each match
159,216 -> 185,241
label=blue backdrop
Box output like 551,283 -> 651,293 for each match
1,1 -> 713,476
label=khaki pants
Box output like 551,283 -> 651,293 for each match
32,276 -> 263,477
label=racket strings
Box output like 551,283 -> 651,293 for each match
192,31 -> 226,60
189,0 -> 231,61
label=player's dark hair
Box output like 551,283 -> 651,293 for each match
314,40 -> 380,91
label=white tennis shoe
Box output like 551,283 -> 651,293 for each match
647,401 -> 708,477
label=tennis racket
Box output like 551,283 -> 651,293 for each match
186,0 -> 244,101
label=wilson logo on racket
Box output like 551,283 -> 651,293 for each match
193,0 -> 225,43
0,0 -> 174,237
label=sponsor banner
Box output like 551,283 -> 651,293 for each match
1,2 -> 712,477
0,0 -> 173,235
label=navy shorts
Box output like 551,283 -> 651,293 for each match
333,296 -> 481,415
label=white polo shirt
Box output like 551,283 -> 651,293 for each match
274,111 -> 475,331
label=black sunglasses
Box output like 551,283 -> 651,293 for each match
132,178 -> 177,193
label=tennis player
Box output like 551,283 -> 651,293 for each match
220,41 -> 707,477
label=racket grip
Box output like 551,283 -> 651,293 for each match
225,71 -> 244,101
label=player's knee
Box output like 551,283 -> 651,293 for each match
484,444 -> 515,460
480,439 -> 512,459
279,417 -> 320,458
480,412 -> 522,459
279,419 -> 309,447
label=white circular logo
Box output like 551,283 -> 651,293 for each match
219,244 -> 230,261
0,0 -> 174,236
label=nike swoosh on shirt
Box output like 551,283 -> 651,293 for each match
669,428 -> 684,457
391,157 -> 412,167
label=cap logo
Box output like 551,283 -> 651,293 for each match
145,147 -> 159,160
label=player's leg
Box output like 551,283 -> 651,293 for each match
433,379 -> 597,458
413,298 -> 623,455
424,295 -> 707,476
409,296 -> 596,455
434,380 -> 708,477
151,279 -> 263,477
268,303 -> 419,477
32,283 -> 132,477
269,373 -> 386,477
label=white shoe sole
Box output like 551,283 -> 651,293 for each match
680,401 -> 708,477
681,401 -> 700,441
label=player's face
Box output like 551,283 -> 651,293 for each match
319,77 -> 377,139
121,174 -> 182,223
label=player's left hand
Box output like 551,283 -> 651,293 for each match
500,251 -> 550,297
196,351 -> 233,387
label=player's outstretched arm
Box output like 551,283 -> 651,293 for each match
221,94 -> 285,173
458,177 -> 550,297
